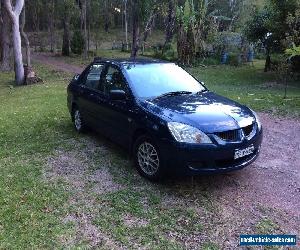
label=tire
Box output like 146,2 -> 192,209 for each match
133,135 -> 165,181
72,107 -> 86,133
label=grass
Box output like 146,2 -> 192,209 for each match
0,57 -> 299,248
0,66 -> 74,248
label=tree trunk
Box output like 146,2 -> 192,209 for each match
20,7 -> 30,67
62,14 -> 70,56
12,18 -> 24,85
130,0 -> 139,58
4,0 -> 24,85
83,0 -> 87,59
0,0 -> 11,71
162,0 -> 176,55
142,9 -> 157,53
49,0 -> 55,52
124,0 -> 128,50
87,0 -> 90,52
264,48 -> 271,72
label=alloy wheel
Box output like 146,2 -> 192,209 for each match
137,142 -> 160,176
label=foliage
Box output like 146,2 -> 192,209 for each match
244,0 -> 300,52
285,44 -> 300,57
227,53 -> 242,66
70,30 -> 85,55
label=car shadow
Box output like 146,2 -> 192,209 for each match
81,129 -> 247,199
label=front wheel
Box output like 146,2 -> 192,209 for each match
133,135 -> 165,181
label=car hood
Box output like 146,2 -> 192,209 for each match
139,92 -> 255,133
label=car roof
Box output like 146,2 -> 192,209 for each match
93,57 -> 172,66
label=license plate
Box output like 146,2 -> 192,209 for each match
234,145 -> 255,160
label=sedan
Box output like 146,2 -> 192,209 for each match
67,58 -> 263,181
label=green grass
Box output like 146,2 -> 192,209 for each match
0,66 -> 76,248
0,57 -> 299,248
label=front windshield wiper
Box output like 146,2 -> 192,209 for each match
196,89 -> 208,94
153,91 -> 193,100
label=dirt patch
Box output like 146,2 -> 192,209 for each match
45,140 -> 124,248
32,52 -> 84,74
123,214 -> 149,228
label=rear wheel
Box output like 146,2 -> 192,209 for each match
72,107 -> 86,133
133,135 -> 164,181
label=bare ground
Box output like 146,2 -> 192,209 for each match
32,52 -> 84,74
38,54 -> 300,249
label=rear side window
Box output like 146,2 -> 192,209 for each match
83,64 -> 105,91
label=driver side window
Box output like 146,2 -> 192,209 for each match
104,66 -> 128,94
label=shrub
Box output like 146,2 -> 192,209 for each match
227,53 -> 242,66
71,31 -> 85,55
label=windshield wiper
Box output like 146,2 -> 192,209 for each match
196,89 -> 208,94
153,91 -> 193,100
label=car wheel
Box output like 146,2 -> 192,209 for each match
72,107 -> 86,133
134,135 -> 164,181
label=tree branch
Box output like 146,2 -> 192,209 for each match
3,0 -> 14,20
14,0 -> 24,16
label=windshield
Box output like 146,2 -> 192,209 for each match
124,64 -> 206,98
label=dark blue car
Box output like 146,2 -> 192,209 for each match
67,58 -> 263,181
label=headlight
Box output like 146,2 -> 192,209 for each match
168,122 -> 212,144
251,109 -> 262,131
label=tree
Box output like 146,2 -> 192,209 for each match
4,0 -> 24,85
162,0 -> 176,55
131,0 -> 139,58
61,0 -> 74,56
20,6 -> 30,68
123,0 -> 129,50
49,0 -> 55,52
177,0 -> 210,64
82,0 -> 87,59
244,0 -> 300,71
130,0 -> 159,58
0,0 -> 11,71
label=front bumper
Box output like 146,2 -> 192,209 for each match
157,129 -> 263,176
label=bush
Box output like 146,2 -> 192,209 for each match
71,31 -> 85,55
227,53 -> 242,66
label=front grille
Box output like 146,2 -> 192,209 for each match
215,129 -> 240,142
242,124 -> 254,137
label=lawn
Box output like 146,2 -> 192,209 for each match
0,60 -> 299,249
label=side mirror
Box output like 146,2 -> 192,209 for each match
73,74 -> 80,81
109,89 -> 126,101
200,81 -> 205,86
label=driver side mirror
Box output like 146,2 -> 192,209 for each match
109,89 -> 126,101
73,74 -> 80,81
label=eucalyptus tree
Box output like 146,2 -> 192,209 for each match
162,0 -> 176,55
130,0 -> 160,58
0,0 -> 11,71
3,0 -> 24,85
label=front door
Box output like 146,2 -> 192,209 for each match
101,64 -> 135,147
